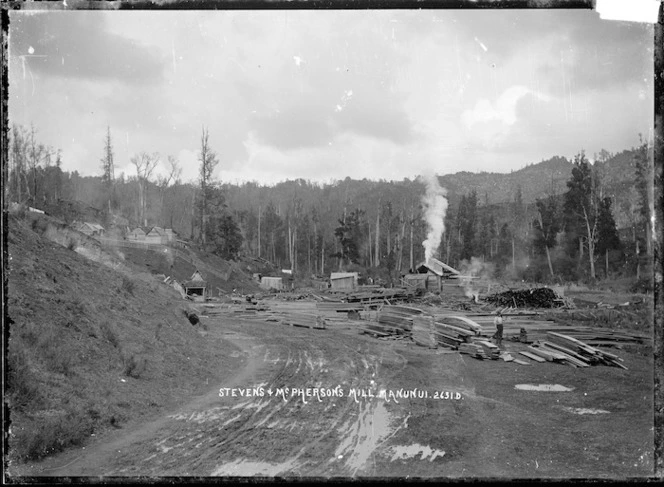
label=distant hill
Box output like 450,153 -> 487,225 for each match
439,156 -> 571,206
438,150 -> 639,229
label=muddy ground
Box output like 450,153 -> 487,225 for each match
13,314 -> 655,479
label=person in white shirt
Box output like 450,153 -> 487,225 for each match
493,310 -> 504,348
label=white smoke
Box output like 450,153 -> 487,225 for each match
419,173 -> 448,263
459,257 -> 494,301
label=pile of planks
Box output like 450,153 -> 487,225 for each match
359,305 -> 420,339
412,315 -> 437,348
279,312 -> 327,330
459,340 -> 500,360
432,320 -> 476,349
519,332 -> 626,369
254,300 -> 326,329
539,332 -> 626,368
485,287 -> 566,308
544,327 -> 648,346
376,305 -> 420,330
346,288 -> 415,306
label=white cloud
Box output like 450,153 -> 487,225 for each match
462,85 -> 532,129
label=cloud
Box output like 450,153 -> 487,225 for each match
9,12 -> 166,85
461,86 -> 554,151
462,85 -> 537,128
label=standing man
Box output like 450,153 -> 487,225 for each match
493,310 -> 504,348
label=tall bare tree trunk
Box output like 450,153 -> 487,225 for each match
368,223 -> 373,266
398,212 -> 406,272
409,221 -> 414,270
375,209 -> 380,267
545,246 -> 554,278
257,205 -> 261,258
512,238 -> 515,271
636,239 -> 640,280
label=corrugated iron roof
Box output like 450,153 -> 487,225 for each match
416,258 -> 460,276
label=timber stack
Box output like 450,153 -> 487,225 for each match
432,320 -> 475,349
412,315 -> 438,348
359,305 -> 419,339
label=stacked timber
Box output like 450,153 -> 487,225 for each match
432,321 -> 475,349
541,332 -> 627,369
377,305 -> 421,330
459,343 -> 489,359
473,340 -> 500,359
279,313 -> 327,329
518,350 -> 546,363
260,300 -> 326,329
412,315 -> 438,348
346,288 -> 415,305
434,315 -> 482,335
316,302 -> 365,313
359,305 -> 421,339
544,327 -> 647,346
526,345 -> 570,364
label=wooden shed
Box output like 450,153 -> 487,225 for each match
260,276 -> 283,290
77,222 -> 105,237
330,272 -> 359,290
145,227 -> 167,244
127,227 -> 146,241
183,270 -> 207,300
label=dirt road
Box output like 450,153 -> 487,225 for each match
19,316 -> 655,479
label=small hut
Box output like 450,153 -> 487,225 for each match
127,227 -> 146,241
145,227 -> 167,244
183,270 -> 207,300
76,222 -> 105,237
260,276 -> 283,290
330,272 -> 359,290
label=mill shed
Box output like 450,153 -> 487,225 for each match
406,258 -> 460,293
330,272 -> 359,290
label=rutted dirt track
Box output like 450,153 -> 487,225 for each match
36,318 -> 412,477
25,316 -> 654,478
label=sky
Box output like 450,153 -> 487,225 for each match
8,9 -> 654,186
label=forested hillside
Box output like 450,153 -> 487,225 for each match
6,124 -> 652,286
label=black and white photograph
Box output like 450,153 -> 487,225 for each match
3,3 -> 660,480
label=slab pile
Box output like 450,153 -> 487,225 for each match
485,287 -> 567,308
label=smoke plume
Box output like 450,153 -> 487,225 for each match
459,257 -> 494,301
419,173 -> 448,262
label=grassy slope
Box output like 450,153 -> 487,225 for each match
5,213 -> 235,463
117,244 -> 262,296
